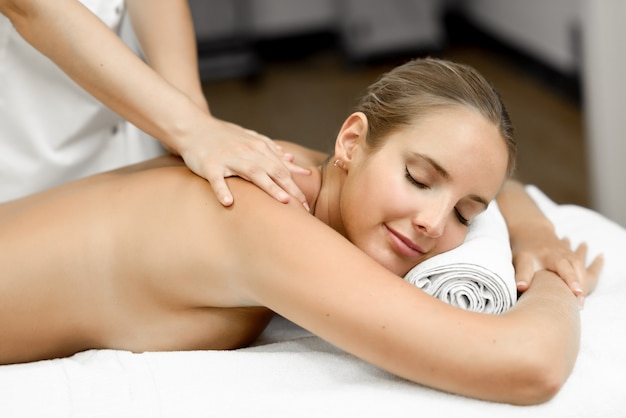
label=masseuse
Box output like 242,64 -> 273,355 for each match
0,0 -> 308,207
0,58 -> 600,405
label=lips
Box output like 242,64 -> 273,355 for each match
385,225 -> 425,257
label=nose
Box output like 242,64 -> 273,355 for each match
412,199 -> 450,238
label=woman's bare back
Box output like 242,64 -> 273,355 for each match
0,156 -> 273,364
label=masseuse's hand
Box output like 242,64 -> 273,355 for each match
511,221 -> 603,307
174,115 -> 311,210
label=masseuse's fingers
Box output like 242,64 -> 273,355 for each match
180,119 -> 310,209
252,137 -> 312,208
202,153 -> 310,211
244,130 -> 311,175
221,134 -> 311,210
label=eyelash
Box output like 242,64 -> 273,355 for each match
404,166 -> 427,189
405,166 -> 470,227
455,209 -> 470,227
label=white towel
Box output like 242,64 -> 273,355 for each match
403,201 -> 516,314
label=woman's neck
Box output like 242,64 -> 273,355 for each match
310,161 -> 345,236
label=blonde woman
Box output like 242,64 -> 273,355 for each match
0,58 -> 599,405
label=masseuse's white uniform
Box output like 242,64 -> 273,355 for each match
0,0 -> 165,202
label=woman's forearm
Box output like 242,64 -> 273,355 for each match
126,0 -> 208,111
496,179 -> 592,299
498,269 -> 581,403
497,179 -> 555,239
2,0 -> 209,152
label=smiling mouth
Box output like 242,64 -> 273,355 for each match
385,225 -> 425,257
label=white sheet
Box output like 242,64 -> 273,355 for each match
1,186 -> 625,418
404,201 -> 516,314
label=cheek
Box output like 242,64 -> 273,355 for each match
339,168 -> 392,241
342,166 -> 406,223
339,177 -> 378,234
436,223 -> 468,254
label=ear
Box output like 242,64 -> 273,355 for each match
334,112 -> 368,166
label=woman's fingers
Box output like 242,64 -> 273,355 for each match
206,173 -> 236,207
283,156 -> 312,175
558,242 -> 604,308
202,156 -> 310,210
586,255 -> 604,294
513,237 -> 604,307
579,244 -> 603,295
181,122 -> 312,210
238,134 -> 311,209
513,252 -> 538,292
553,256 -> 584,296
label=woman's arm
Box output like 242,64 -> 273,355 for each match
126,0 -> 208,112
496,179 -> 599,304
0,0 -> 308,208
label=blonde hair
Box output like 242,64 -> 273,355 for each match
356,57 -> 516,176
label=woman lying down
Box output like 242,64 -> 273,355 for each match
0,58 -> 601,405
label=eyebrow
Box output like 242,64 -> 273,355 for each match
411,153 -> 490,209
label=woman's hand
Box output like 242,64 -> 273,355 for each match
511,222 -> 603,307
497,179 -> 603,307
175,116 -> 311,210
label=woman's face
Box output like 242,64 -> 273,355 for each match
339,107 -> 509,276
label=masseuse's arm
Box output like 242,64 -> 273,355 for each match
126,0 -> 209,112
0,0 -> 308,208
497,179 -> 600,303
225,179 -> 596,405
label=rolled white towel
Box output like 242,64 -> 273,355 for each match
404,201 -> 516,314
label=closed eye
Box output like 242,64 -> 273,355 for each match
455,208 -> 470,227
406,165 -> 470,226
405,166 -> 428,189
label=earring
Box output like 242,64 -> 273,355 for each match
333,159 -> 341,168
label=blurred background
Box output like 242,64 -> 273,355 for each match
179,0 -> 625,225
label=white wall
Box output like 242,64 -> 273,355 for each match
338,0 -> 444,59
460,0 -> 626,226
247,0 -> 337,37
234,0 -> 445,58
462,0 -> 581,74
187,0 -> 240,40
581,0 -> 626,226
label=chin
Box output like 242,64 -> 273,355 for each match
373,256 -> 410,277
358,240 -> 411,277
